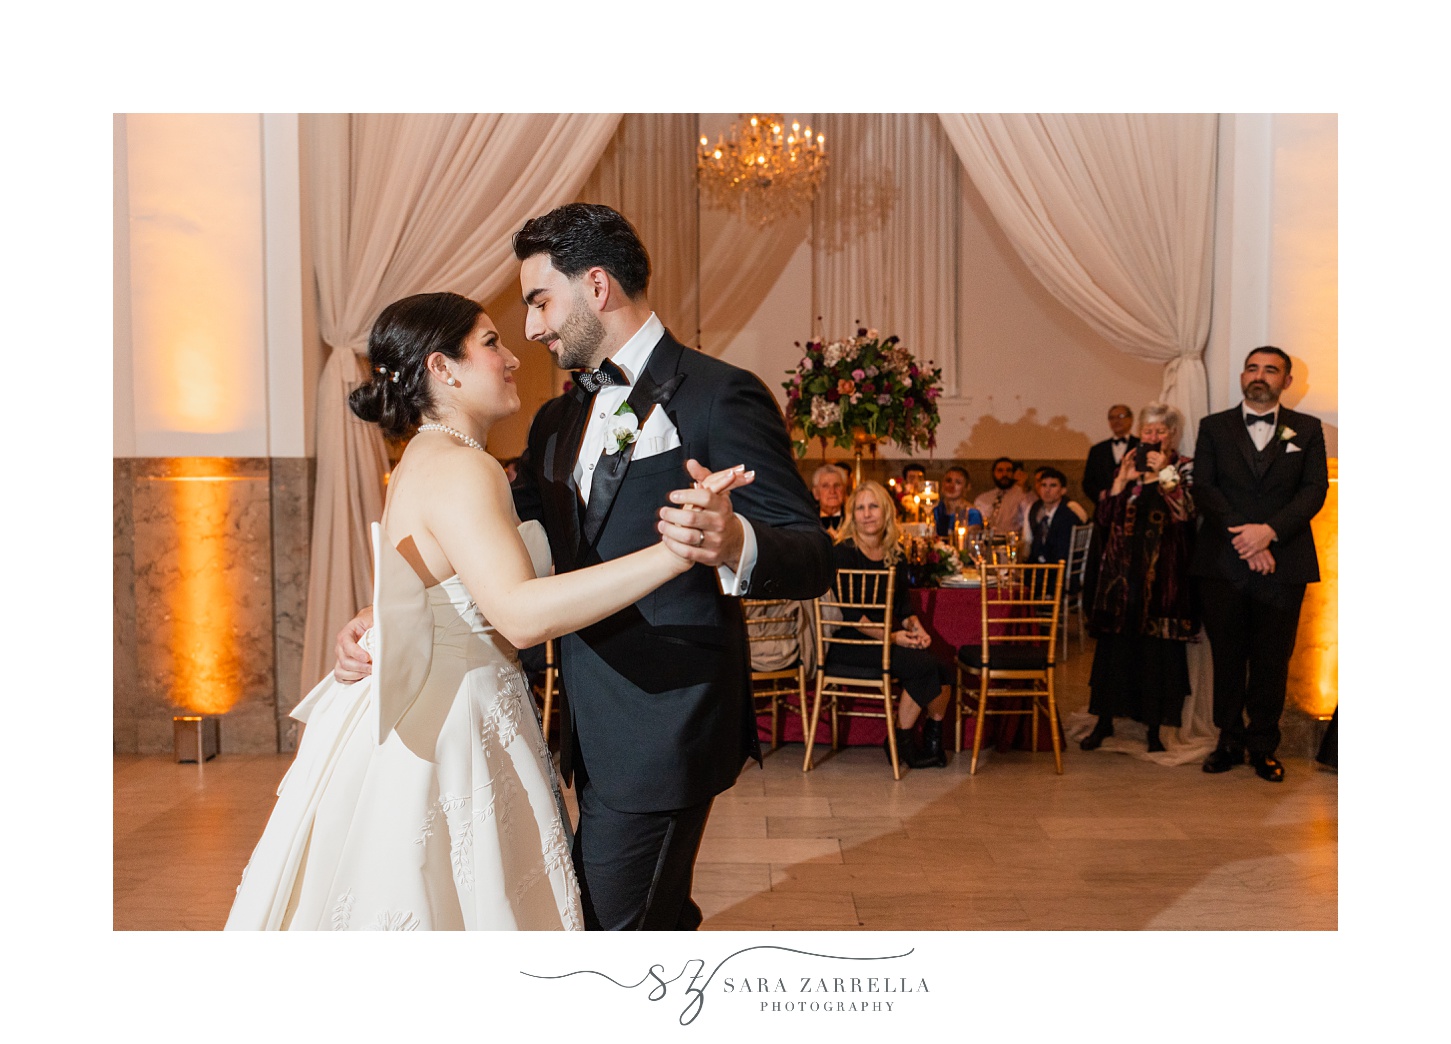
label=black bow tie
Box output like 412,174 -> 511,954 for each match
575,358 -> 628,394
1111,437 -> 1127,444
1245,412 -> 1275,427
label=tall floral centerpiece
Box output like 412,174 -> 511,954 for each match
782,328 -> 944,482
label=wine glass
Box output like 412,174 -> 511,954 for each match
919,479 -> 939,514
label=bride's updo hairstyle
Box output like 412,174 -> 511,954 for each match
349,292 -> 483,439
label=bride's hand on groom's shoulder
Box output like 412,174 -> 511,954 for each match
333,606 -> 375,683
657,461 -> 755,567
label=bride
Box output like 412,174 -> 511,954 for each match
225,292 -> 751,930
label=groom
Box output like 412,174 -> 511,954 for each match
508,203 -> 832,930
510,204 -> 832,929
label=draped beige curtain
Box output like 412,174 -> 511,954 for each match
576,113 -> 698,340
813,113 -> 960,394
937,113 -> 1217,451
298,113 -> 622,696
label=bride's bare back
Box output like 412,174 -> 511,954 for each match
379,436 -> 518,589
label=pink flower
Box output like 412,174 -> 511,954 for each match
904,396 -> 915,408
877,394 -> 891,405
851,368 -> 866,381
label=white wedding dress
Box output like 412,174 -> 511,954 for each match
225,520 -> 583,931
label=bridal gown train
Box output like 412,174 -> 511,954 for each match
225,521 -> 583,930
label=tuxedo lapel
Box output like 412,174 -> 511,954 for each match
580,338 -> 688,549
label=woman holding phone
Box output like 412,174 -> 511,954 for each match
1081,403 -> 1200,754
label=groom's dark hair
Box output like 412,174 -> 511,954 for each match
513,203 -> 651,299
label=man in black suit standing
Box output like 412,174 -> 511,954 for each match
509,204 -> 833,928
1081,404 -> 1139,511
1192,346 -> 1328,782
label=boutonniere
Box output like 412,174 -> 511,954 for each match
1278,425 -> 1296,442
603,402 -> 640,455
1156,463 -> 1181,491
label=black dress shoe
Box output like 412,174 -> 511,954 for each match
1249,753 -> 1285,782
1146,728 -> 1166,754
920,718 -> 947,767
1202,746 -> 1244,774
1080,718 -> 1114,751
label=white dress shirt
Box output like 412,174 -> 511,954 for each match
1242,403 -> 1278,452
573,313 -> 757,595
1110,437 -> 1130,463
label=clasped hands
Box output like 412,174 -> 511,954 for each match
656,459 -> 753,568
853,614 -> 931,650
1229,522 -> 1277,575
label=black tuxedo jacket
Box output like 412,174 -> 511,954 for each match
513,331 -> 834,813
1026,500 -> 1079,566
1083,435 -> 1138,507
1190,405 -> 1328,586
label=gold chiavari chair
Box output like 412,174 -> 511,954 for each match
954,560 -> 1066,774
742,598 -> 811,753
804,568 -> 910,779
530,637 -> 563,743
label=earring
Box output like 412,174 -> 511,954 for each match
445,375 -> 458,387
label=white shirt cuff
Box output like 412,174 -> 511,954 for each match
716,515 -> 758,596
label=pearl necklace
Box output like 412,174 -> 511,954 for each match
417,423 -> 486,453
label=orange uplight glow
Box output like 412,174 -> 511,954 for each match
1287,459 -> 1337,718
163,460 -> 242,714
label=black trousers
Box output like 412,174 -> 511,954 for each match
1198,575 -> 1306,757
572,778 -> 713,931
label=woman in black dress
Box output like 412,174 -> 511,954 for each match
1082,403 -> 1199,753
828,480 -> 952,768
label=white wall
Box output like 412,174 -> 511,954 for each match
115,113 -> 311,459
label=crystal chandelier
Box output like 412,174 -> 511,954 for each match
697,114 -> 828,227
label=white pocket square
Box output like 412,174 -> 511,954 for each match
1285,443 -> 1301,453
632,437 -> 674,460
632,408 -> 681,459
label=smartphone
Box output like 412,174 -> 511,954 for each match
1134,442 -> 1161,470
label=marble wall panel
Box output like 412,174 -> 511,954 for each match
269,457 -> 313,754
114,460 -> 138,753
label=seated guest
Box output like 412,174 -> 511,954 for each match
1013,460 -> 1031,493
1082,404 -> 1139,510
1028,465 -> 1088,523
830,481 -> 953,768
933,465 -> 981,538
1022,468 -> 1078,565
973,456 -> 1032,535
811,463 -> 850,536
891,462 -> 927,519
